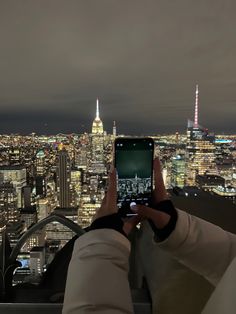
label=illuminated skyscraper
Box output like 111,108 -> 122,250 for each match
78,188 -> 101,228
186,85 -> 216,185
8,147 -> 21,166
35,150 -> 46,196
30,247 -> 45,277
0,182 -> 18,224
91,99 -> 106,173
70,169 -> 82,207
75,133 -> 90,170
0,165 -> 27,208
0,182 -> 24,247
92,98 -> 104,134
171,155 -> 185,188
36,150 -> 46,176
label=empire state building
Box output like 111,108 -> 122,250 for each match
92,99 -> 103,134
91,99 -> 106,173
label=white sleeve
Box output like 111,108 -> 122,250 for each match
158,209 -> 236,286
62,229 -> 134,314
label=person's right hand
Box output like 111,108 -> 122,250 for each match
131,158 -> 171,230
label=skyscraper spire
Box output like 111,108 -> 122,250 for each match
92,98 -> 103,134
194,84 -> 199,128
96,98 -> 100,120
113,120 -> 116,137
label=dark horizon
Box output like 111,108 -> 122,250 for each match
0,105 -> 235,136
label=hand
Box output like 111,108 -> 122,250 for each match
93,167 -> 142,236
93,167 -> 118,220
131,158 -> 171,229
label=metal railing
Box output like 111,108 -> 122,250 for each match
0,214 -> 152,313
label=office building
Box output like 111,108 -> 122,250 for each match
90,99 -> 106,173
36,150 -> 47,176
36,196 -> 55,221
30,246 -> 45,277
186,85 -> 216,185
0,165 -> 27,208
0,182 -> 24,247
75,134 -> 90,170
56,148 -> 71,208
8,147 -> 21,165
0,182 -> 18,223
78,183 -> 103,228
70,169 -> 82,207
171,155 -> 186,188
35,150 -> 47,196
20,205 -> 37,229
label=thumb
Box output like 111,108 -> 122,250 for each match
123,214 -> 143,236
131,204 -> 171,229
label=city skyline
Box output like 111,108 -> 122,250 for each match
0,95 -> 234,137
0,81 -> 235,300
0,1 -> 236,134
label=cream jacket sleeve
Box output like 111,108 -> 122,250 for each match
158,209 -> 236,286
62,229 -> 133,314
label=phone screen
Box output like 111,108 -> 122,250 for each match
115,138 -> 154,216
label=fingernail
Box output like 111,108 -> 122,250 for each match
130,204 -> 139,212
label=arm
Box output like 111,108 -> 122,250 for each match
63,168 -> 140,314
131,159 -> 236,287
158,208 -> 236,286
62,228 -> 133,314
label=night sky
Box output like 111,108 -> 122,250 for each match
0,1 -> 235,135
116,150 -> 153,178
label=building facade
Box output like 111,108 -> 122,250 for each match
56,149 -> 71,208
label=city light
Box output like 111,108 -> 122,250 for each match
0,97 -> 235,288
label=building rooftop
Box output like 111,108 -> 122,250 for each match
0,165 -> 25,170
30,246 -> 45,252
170,189 -> 236,232
20,205 -> 37,214
54,207 -> 78,215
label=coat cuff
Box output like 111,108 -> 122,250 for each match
149,200 -> 178,241
157,209 -> 190,251
89,213 -> 127,237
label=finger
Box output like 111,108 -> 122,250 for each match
131,204 -> 171,229
94,193 -> 107,221
101,193 -> 107,207
123,214 -> 143,235
153,158 -> 168,201
131,204 -> 157,220
106,168 -> 117,208
92,212 -> 98,223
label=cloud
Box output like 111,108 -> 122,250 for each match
0,0 -> 235,134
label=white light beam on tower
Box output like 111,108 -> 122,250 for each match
194,84 -> 199,128
96,98 -> 100,119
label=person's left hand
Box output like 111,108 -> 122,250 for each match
93,167 -> 142,236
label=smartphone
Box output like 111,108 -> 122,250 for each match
114,137 -> 154,217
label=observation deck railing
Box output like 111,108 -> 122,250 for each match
0,212 -> 152,314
